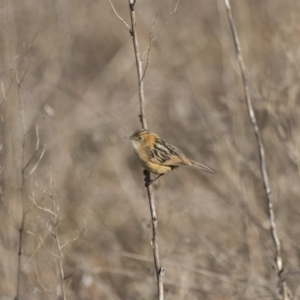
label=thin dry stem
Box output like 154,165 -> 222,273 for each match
25,145 -> 46,179
223,0 -> 290,299
145,172 -> 164,299
30,193 -> 57,218
128,0 -> 163,298
108,1 -> 180,298
15,55 -> 27,300
128,0 -> 147,129
22,231 -> 47,271
141,0 -> 180,61
140,14 -> 158,83
64,259 -> 84,280
39,230 -> 60,259
30,175 -> 66,300
49,170 -> 66,300
22,125 -> 40,172
1,81 -> 7,103
31,170 -> 84,300
106,0 -> 130,31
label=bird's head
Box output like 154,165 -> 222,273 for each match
125,129 -> 156,150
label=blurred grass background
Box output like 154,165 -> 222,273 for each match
1,0 -> 300,299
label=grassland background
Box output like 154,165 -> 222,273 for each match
1,0 -> 300,299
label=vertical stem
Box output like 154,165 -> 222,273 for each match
128,0 -> 147,130
54,222 -> 66,300
128,1 -> 164,299
15,67 -> 26,300
145,172 -> 164,300
223,1 -> 290,299
49,172 -> 66,300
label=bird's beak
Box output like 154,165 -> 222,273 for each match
124,135 -> 132,140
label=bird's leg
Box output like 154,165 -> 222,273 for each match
149,174 -> 163,186
143,170 -> 164,187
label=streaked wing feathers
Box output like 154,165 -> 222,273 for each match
148,138 -> 188,166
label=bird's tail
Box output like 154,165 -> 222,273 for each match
189,160 -> 215,174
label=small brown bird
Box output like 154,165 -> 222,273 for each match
125,129 -> 215,186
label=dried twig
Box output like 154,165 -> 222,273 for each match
141,0 -> 180,60
222,1 -> 291,299
25,145 -> 46,179
30,174 -> 67,300
108,1 -> 180,298
128,0 -> 147,129
31,193 -> 57,218
127,1 -> 163,299
48,170 -> 67,300
64,259 -> 84,280
1,31 -> 40,300
23,125 -> 40,172
22,231 -> 47,271
144,171 -> 164,299
140,14 -> 158,83
1,81 -> 7,103
15,54 -> 27,300
106,0 -> 130,31
31,170 -> 85,300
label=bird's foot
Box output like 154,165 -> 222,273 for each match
143,170 -> 152,187
143,171 -> 164,187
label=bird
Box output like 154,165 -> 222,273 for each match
125,129 -> 215,186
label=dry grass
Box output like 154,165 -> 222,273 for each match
1,0 -> 300,299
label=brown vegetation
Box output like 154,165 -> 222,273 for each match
1,0 -> 300,299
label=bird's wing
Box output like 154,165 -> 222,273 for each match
148,139 -> 189,166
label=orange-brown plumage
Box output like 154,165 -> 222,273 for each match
126,129 -> 215,186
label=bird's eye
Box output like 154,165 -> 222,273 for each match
137,136 -> 142,141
